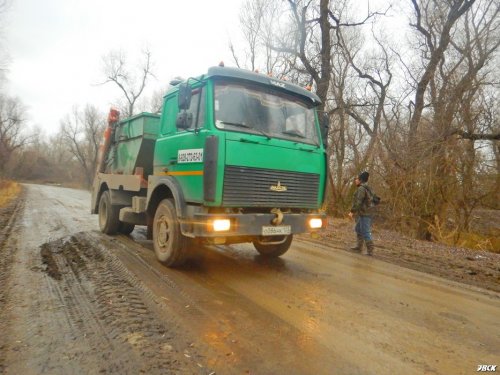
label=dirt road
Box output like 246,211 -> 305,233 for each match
1,184 -> 499,374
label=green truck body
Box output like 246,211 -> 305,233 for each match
91,66 -> 328,267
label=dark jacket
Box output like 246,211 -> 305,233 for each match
350,183 -> 374,216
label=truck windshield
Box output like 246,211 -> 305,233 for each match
214,81 -> 319,146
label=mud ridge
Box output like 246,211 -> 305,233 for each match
0,195 -> 25,373
38,232 -> 209,374
0,198 -> 24,289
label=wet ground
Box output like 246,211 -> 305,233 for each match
0,184 -> 499,374
303,217 -> 500,294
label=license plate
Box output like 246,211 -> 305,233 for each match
262,225 -> 291,236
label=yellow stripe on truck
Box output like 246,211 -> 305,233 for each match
155,171 -> 204,176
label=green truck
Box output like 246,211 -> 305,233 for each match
91,66 -> 329,267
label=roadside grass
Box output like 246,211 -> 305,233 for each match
436,210 -> 500,253
0,180 -> 21,208
442,231 -> 500,254
368,214 -> 499,254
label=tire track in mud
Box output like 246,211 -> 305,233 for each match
0,196 -> 24,285
39,232 -> 210,375
0,196 -> 25,374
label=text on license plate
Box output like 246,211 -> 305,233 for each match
262,225 -> 291,236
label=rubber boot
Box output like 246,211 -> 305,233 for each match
349,236 -> 364,253
365,240 -> 374,256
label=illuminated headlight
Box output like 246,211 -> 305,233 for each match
309,218 -> 323,229
212,219 -> 231,231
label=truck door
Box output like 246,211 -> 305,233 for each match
155,85 -> 207,203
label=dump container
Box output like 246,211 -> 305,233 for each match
107,112 -> 160,177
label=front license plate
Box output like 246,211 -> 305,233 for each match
262,225 -> 291,236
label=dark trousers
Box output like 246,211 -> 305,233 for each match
355,216 -> 372,241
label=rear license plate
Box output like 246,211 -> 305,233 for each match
262,225 -> 291,236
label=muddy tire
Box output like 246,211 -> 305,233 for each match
98,191 -> 120,234
118,222 -> 135,235
152,199 -> 188,267
253,235 -> 293,257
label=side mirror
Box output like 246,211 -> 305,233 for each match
319,112 -> 329,148
178,83 -> 192,110
176,112 -> 193,129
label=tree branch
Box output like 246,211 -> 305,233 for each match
450,129 -> 500,140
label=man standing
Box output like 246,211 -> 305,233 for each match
348,171 -> 375,256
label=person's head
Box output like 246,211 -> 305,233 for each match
356,171 -> 369,186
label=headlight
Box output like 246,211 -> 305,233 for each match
309,218 -> 323,229
212,219 -> 231,231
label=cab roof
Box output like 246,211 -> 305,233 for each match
205,66 -> 321,106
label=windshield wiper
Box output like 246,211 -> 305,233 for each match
219,121 -> 250,128
220,120 -> 271,140
282,130 -> 306,138
281,129 -> 320,147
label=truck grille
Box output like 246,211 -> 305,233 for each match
223,165 -> 320,208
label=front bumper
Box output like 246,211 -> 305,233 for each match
187,212 -> 326,238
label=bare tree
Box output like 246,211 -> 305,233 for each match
9,129 -> 86,185
146,87 -> 168,114
336,25 -> 393,170
101,49 -> 155,118
60,105 -> 105,188
267,0 -> 333,109
407,0 -> 476,147
396,0 -> 500,239
230,0 -> 284,75
494,135 -> 500,207
327,37 -> 352,213
230,0 -> 264,71
0,94 -> 32,176
8,127 -> 50,181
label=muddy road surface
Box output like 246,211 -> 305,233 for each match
1,184 -> 499,374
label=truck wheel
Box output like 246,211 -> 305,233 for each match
152,199 -> 188,267
98,191 -> 120,234
119,222 -> 135,235
253,235 -> 293,257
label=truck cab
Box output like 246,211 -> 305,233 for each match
92,66 -> 328,267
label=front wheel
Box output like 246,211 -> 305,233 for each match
253,235 -> 293,257
152,199 -> 188,267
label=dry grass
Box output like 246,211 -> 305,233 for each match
0,180 -> 21,207
442,232 -> 500,254
422,212 -> 500,253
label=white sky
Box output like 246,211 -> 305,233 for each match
4,0 -> 244,134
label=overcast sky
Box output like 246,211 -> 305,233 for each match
4,0 -> 244,134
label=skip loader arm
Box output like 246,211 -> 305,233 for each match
95,108 -> 120,175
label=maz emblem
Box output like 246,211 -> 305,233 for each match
270,181 -> 288,192
269,79 -> 286,88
